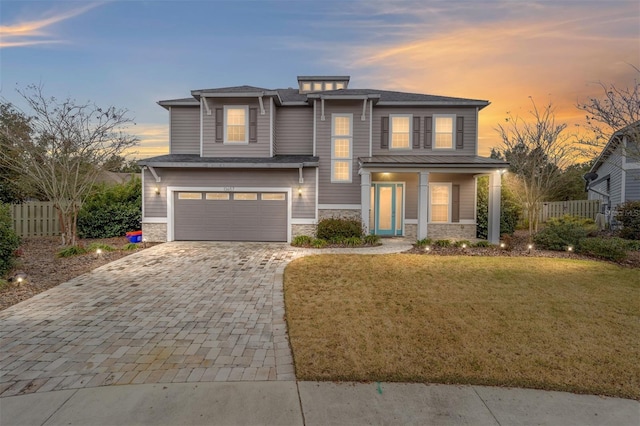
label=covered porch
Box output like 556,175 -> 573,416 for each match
359,155 -> 508,243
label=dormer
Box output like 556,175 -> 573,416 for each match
297,76 -> 350,94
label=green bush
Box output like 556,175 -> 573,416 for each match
476,176 -> 522,239
316,217 -> 364,240
578,237 -> 628,262
616,200 -> 640,240
533,216 -> 595,251
57,246 -> 87,258
433,239 -> 452,247
122,243 -> 139,251
77,177 -> 141,239
329,236 -> 346,245
415,238 -> 432,248
311,238 -> 327,248
363,234 -> 380,246
344,237 -> 362,247
292,235 -> 313,247
473,240 -> 492,247
0,203 -> 20,276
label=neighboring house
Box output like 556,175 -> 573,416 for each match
586,121 -> 640,223
138,75 -> 508,243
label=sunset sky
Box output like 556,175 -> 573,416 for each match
1,0 -> 638,158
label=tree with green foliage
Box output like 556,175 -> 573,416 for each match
0,85 -> 138,246
77,177 -> 142,238
494,99 -> 578,236
0,103 -> 32,203
551,162 -> 593,201
476,175 -> 522,239
0,203 -> 20,276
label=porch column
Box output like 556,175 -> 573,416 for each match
418,171 -> 429,240
360,170 -> 371,234
488,170 -> 502,244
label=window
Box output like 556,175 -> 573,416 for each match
206,193 -> 229,200
224,106 -> 248,143
331,114 -> 353,182
390,115 -> 412,149
262,193 -> 286,201
335,82 -> 345,90
301,82 -> 311,92
313,82 -> 323,91
433,115 -> 455,149
234,193 -> 257,200
325,82 -> 334,90
429,183 -> 451,223
178,192 -> 202,200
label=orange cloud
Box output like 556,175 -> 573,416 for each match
0,3 -> 101,48
346,2 -> 639,157
126,123 -> 169,159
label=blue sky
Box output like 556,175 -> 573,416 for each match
1,0 -> 638,157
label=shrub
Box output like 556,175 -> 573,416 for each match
329,236 -> 346,245
316,217 -> 363,240
311,238 -> 327,248
433,239 -> 452,247
533,216 -> 595,251
77,177 -> 141,239
454,240 -> 472,248
363,234 -> 381,246
292,235 -> 313,247
473,240 -> 492,247
57,246 -> 87,258
0,203 -> 20,276
616,200 -> 640,240
122,243 -> 139,251
578,237 -> 628,262
87,242 -> 116,253
345,237 -> 362,247
415,238 -> 432,248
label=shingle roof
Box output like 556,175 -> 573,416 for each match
193,85 -> 271,94
139,154 -> 319,168
360,155 -> 508,168
590,121 -> 640,173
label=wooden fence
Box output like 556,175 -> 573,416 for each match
527,200 -> 601,223
10,202 -> 61,237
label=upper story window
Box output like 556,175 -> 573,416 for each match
301,82 -> 312,92
433,114 -> 455,149
334,82 -> 345,90
390,115 -> 412,149
331,114 -> 353,183
298,77 -> 350,93
224,106 -> 248,144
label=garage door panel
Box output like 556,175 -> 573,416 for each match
174,191 -> 287,242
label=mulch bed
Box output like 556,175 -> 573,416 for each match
1,237 -> 155,311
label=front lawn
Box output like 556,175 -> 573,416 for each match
284,255 -> 640,400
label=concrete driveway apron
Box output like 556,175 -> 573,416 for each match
0,242 -> 299,396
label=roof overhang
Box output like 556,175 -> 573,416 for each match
139,155 -> 319,169
376,100 -> 490,109
157,99 -> 200,109
306,93 -> 381,103
359,155 -> 508,170
589,121 -> 640,173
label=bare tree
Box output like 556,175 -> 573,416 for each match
495,99 -> 578,236
577,68 -> 640,161
0,85 -> 138,246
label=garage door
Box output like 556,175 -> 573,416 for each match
174,191 -> 287,241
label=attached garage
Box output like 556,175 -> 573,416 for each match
173,190 -> 288,242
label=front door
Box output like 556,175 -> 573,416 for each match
373,183 -> 403,236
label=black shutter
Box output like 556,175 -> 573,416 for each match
413,116 -> 421,149
424,117 -> 432,149
456,116 -> 464,149
249,107 -> 258,143
215,108 -> 223,143
381,116 -> 389,149
452,184 -> 460,223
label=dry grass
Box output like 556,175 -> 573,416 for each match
284,254 -> 640,400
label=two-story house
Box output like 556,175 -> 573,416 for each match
139,76 -> 508,243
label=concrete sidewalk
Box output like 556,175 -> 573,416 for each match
1,381 -> 637,426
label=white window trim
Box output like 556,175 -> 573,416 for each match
432,114 -> 456,151
331,113 -> 353,183
428,182 -> 452,223
223,105 -> 249,144
389,114 -> 413,150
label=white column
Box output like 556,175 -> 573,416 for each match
418,171 -> 429,240
360,170 -> 371,234
488,171 -> 502,244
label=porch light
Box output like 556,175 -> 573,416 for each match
298,186 -> 302,197
154,187 -> 160,195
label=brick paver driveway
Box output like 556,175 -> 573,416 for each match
0,242 -> 299,397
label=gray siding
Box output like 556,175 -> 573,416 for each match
428,173 -> 476,220
317,101 -> 369,204
143,167 -> 316,219
590,145 -> 624,206
372,107 -> 477,156
625,168 -> 640,201
272,101 -> 277,155
275,107 -> 313,155
170,106 -> 200,155
202,98 -> 271,157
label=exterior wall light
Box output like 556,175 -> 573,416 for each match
298,187 -> 302,197
154,187 -> 160,195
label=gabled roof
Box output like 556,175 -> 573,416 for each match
590,121 -> 640,173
